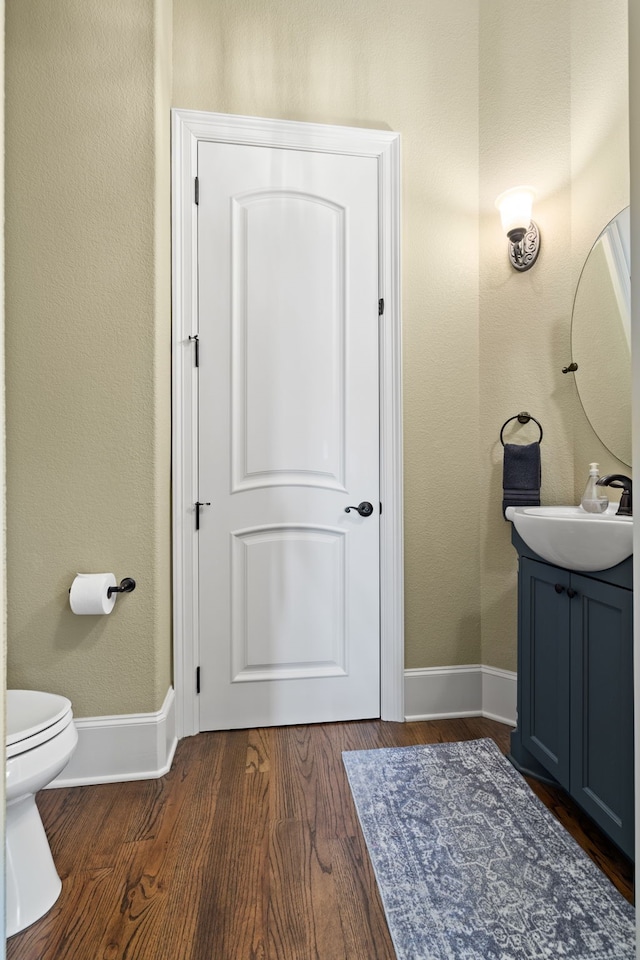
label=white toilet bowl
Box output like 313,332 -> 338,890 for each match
6,689 -> 78,937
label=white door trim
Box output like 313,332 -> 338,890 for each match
171,109 -> 404,737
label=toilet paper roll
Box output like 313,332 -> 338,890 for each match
69,573 -> 117,615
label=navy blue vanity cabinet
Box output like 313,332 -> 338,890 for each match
510,529 -> 634,861
519,556 -> 572,790
569,570 -> 634,858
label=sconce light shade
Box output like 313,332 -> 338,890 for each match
495,186 -> 540,271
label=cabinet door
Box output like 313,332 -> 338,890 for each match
520,557 -> 571,789
570,574 -> 634,859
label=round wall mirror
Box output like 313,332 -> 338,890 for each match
571,206 -> 631,466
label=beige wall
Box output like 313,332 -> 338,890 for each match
173,0 -> 483,671
570,0 -> 630,495
174,0 -> 629,675
478,0 -> 628,672
4,2 -> 630,719
479,1 -> 574,671
5,0 -> 172,716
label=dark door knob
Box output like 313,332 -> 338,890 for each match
554,584 -> 565,594
345,501 -> 374,517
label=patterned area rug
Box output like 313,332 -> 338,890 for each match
342,738 -> 635,960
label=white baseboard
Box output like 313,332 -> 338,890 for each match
47,669 -> 514,788
49,686 -> 178,788
481,665 -> 517,726
404,665 -> 516,727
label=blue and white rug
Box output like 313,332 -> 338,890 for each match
342,738 -> 635,960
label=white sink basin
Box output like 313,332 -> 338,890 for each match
505,503 -> 633,572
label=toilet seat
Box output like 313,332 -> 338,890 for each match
6,690 -> 73,759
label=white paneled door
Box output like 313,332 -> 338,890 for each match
197,140 -> 381,730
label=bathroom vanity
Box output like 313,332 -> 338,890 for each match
508,527 -> 634,861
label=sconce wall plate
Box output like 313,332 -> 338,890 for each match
508,220 -> 540,272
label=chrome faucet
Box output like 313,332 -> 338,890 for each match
596,474 -> 633,517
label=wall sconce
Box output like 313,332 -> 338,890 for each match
495,186 -> 540,272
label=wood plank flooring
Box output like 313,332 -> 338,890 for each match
8,717 -> 633,960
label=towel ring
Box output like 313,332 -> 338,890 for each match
500,412 -> 543,447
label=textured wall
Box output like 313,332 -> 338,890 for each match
174,0 -> 629,674
478,2 -> 575,671
5,0 -> 172,716
173,0 -> 483,671
570,0 -> 629,493
4,2 -> 629,722
478,0 -> 628,672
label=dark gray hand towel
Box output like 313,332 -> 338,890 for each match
502,442 -> 541,517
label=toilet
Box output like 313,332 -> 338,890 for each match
6,689 -> 78,937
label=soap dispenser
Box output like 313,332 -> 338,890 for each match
580,462 -> 609,514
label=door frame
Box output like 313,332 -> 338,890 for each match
171,108 -> 404,737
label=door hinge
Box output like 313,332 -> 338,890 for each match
380,501 -> 382,515
189,334 -> 200,367
196,666 -> 201,694
194,176 -> 199,205
378,298 -> 384,316
195,500 -> 211,530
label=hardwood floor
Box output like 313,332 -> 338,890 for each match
8,717 -> 633,959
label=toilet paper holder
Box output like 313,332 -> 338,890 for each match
107,577 -> 136,598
